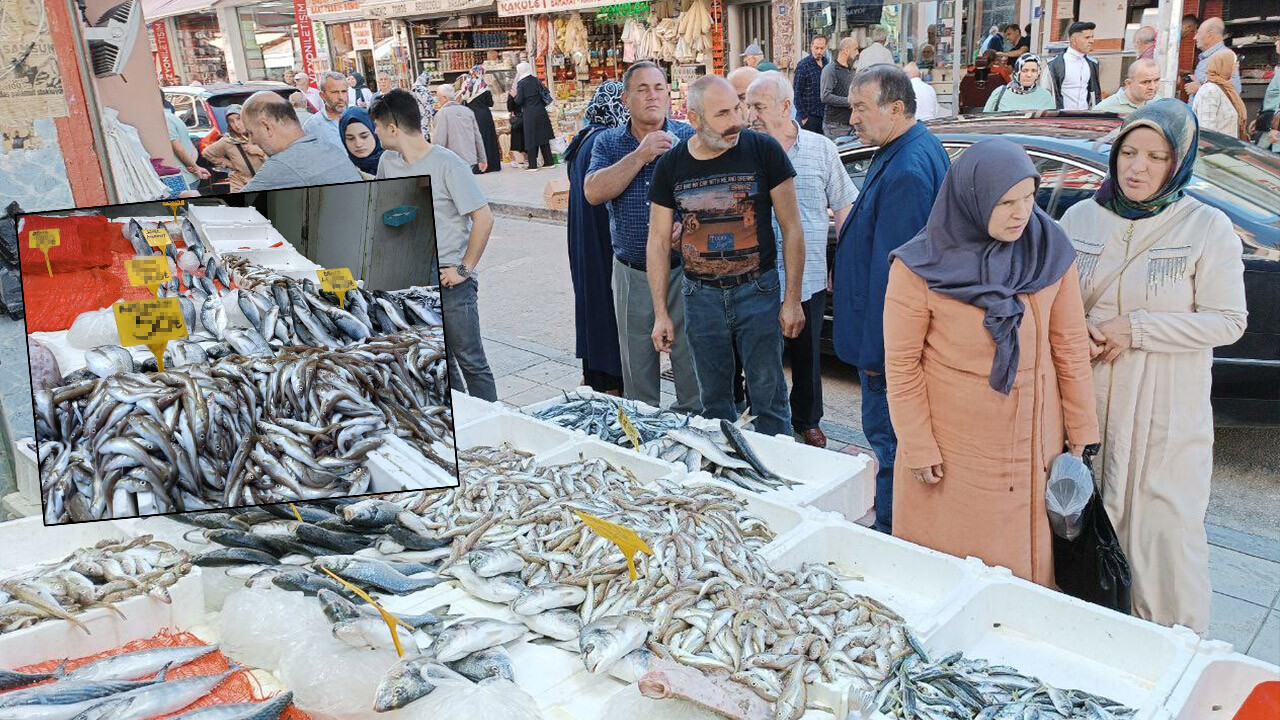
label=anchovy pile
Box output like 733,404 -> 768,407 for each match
0,641 -> 292,720
645,419 -> 799,492
531,392 -> 691,446
0,536 -> 191,635
38,328 -> 454,522
869,648 -> 1137,720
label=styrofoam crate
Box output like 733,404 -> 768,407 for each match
761,516 -> 978,631
0,566 -> 205,668
921,574 -> 1201,718
520,386 -> 680,445
13,437 -> 37,503
186,206 -> 281,254
536,437 -> 683,486
1163,639 -> 1280,719
455,412 -> 582,456
537,670 -> 628,720
0,515 -> 139,575
451,389 -> 501,426
366,434 -> 459,493
1,492 -> 40,519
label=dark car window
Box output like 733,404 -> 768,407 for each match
1187,140 -> 1280,225
1028,153 -> 1104,219
843,152 -> 875,191
167,94 -> 199,128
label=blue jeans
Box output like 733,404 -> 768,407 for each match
682,269 -> 790,436
442,277 -> 497,402
859,369 -> 897,533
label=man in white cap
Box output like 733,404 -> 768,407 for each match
742,43 -> 779,72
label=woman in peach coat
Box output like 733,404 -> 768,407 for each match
883,139 -> 1100,586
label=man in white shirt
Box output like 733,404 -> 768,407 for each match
302,71 -> 349,149
856,26 -> 896,72
1046,21 -> 1101,109
904,63 -> 940,120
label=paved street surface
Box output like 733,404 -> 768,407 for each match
474,167 -> 1280,663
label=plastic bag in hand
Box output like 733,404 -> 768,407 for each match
1046,452 -> 1093,541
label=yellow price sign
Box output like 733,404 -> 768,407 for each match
317,567 -> 412,657
317,268 -> 356,309
126,256 -> 173,297
574,510 -> 653,580
112,298 -> 188,372
28,228 -> 60,277
162,200 -> 185,223
617,406 -> 642,451
142,227 -> 172,249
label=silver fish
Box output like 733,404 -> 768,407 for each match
199,295 -> 227,340
84,346 -> 135,378
665,428 -> 752,470
331,617 -> 417,651
163,340 -> 208,369
510,583 -> 586,615
579,615 -> 649,674
446,646 -> 514,682
466,547 -> 524,578
311,556 -> 444,595
373,657 -> 468,713
67,670 -> 235,720
0,668 -> 58,692
164,692 -> 291,720
518,608 -> 582,641
224,327 -> 271,357
66,645 -> 220,682
445,564 -> 525,603
236,291 -> 261,330
431,619 -> 526,663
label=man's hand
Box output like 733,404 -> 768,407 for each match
1185,79 -> 1202,95
651,313 -> 675,353
635,130 -> 674,164
440,266 -> 466,288
911,465 -> 944,484
780,298 -> 805,339
478,161 -> 487,172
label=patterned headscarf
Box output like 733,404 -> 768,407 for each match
461,65 -> 490,103
1094,98 -> 1199,220
1010,53 -> 1041,94
584,80 -> 628,128
410,71 -> 435,140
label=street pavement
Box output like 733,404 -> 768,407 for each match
474,165 -> 1280,663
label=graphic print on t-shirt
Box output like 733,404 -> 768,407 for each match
673,173 -> 761,278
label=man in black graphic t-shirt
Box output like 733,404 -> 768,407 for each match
646,75 -> 806,437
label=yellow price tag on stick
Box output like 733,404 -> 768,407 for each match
112,298 -> 188,372
318,567 -> 412,657
317,267 -> 356,309
617,406 -> 642,451
28,228 -> 60,277
126,256 -> 173,297
142,227 -> 172,249
575,510 -> 653,580
162,200 -> 185,223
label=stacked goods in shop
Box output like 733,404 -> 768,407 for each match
675,0 -> 713,63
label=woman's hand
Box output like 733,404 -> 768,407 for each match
1096,315 -> 1133,362
910,465 -> 944,484
1086,322 -> 1107,360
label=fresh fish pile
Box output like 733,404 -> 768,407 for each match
38,327 -> 454,522
869,648 -> 1136,720
0,535 -> 190,635
126,217 -> 234,301
530,392 -> 690,447
644,420 -> 799,492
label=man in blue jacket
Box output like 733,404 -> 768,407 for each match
832,65 -> 949,534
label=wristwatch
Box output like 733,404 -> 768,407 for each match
456,262 -> 472,278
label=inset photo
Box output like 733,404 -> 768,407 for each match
17,177 -> 457,525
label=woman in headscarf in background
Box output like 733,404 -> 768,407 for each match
566,81 -> 629,394
347,71 -> 374,108
1192,49 -> 1248,139
510,61 -> 555,171
984,53 -> 1056,112
1059,100 -> 1246,634
884,138 -> 1099,588
339,107 -> 384,179
461,65 -> 502,173
410,71 -> 435,141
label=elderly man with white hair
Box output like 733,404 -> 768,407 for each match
1133,25 -> 1157,60
904,63 -> 940,120
856,25 -> 896,72
1187,17 -> 1241,98
744,71 -> 856,447
431,82 -> 487,172
1094,58 -> 1161,115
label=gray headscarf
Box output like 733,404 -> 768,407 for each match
890,139 -> 1077,395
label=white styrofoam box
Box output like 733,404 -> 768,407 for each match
536,670 -> 628,720
712,427 -> 874,523
13,437 -> 37,502
536,437 -> 684,487
520,386 -> 688,443
1,492 -> 40,519
922,575 -> 1201,718
366,434 -> 459,493
761,516 -> 977,632
0,515 -> 139,575
455,412 -> 582,456
0,566 -> 205,668
1163,639 -> 1280,719
450,389 -> 501,427
227,245 -> 323,276
186,205 -> 281,254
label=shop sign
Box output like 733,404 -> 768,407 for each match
351,21 -> 375,51
304,0 -> 363,20
499,0 -> 640,17
312,21 -> 332,73
364,0 -> 491,19
294,0 -> 320,81
150,20 -> 178,85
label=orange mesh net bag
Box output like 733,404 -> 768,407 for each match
11,630 -> 309,720
22,268 -> 129,333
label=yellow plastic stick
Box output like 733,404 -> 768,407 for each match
575,510 -> 653,580
318,567 -> 412,656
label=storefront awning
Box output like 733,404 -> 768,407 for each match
496,0 -> 636,17
141,0 -> 215,22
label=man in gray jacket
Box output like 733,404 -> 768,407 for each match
821,38 -> 858,139
432,84 -> 487,172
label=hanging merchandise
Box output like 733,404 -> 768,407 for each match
674,0 -> 711,64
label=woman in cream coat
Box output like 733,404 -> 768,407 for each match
1059,100 -> 1247,634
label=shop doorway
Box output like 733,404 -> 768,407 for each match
357,49 -> 376,91
738,2 -> 773,62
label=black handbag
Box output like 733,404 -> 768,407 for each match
1051,444 -> 1133,614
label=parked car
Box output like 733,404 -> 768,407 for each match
163,82 -> 298,152
824,112 -> 1280,425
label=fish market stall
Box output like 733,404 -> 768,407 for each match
16,199 -> 457,523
